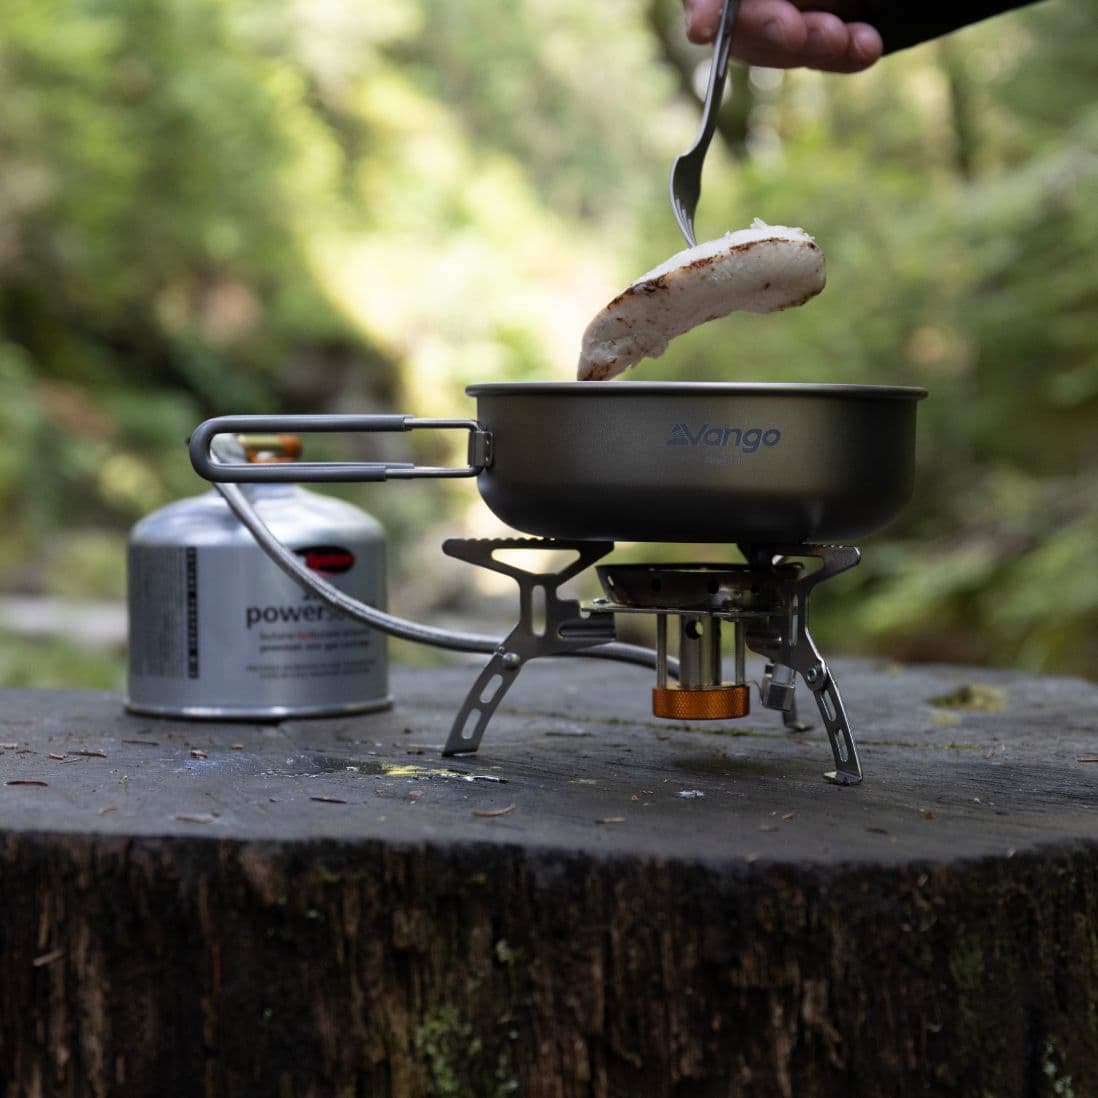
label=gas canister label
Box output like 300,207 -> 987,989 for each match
127,541 -> 387,713
296,545 -> 355,574
127,544 -> 199,680
245,597 -> 348,630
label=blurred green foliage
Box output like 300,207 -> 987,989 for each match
0,0 -> 1094,686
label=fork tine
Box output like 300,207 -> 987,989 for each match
667,0 -> 739,247
669,161 -> 699,247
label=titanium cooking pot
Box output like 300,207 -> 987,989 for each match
190,382 -> 928,544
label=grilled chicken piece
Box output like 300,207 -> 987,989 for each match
577,220 -> 825,381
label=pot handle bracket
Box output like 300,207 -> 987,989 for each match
188,414 -> 490,483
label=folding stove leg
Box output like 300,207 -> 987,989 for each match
445,642 -> 526,755
440,538 -> 616,756
797,655 -> 862,785
760,654 -> 860,782
744,545 -> 864,785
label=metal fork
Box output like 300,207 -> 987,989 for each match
669,0 -> 740,247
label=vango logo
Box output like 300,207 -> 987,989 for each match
666,424 -> 782,453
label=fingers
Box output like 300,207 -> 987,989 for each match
800,12 -> 881,72
685,0 -> 798,46
682,0 -> 882,72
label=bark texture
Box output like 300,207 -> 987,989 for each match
2,834 -> 1097,1097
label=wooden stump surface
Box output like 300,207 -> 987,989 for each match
1,658 -> 1096,1096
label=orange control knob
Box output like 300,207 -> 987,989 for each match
652,684 -> 751,721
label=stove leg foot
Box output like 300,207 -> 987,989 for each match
825,768 -> 862,786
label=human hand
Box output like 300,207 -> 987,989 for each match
682,0 -> 882,72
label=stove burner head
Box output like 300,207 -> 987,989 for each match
596,562 -> 790,612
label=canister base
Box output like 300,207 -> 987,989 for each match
123,696 -> 394,722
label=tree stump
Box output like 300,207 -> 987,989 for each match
1,659 -> 1096,1096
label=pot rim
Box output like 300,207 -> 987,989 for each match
466,381 -> 928,401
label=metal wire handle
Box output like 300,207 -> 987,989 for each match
189,414 -> 489,483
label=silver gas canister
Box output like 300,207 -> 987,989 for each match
126,434 -> 390,719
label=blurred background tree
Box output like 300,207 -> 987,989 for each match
0,0 -> 1093,687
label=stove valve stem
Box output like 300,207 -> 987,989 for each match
652,614 -> 750,721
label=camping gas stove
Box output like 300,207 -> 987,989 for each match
188,388 -> 927,785
439,537 -> 862,784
